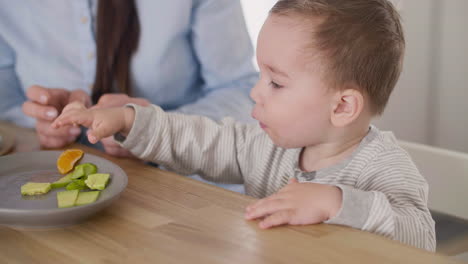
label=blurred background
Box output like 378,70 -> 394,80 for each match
241,0 -> 468,154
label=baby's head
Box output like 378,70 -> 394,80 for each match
250,0 -> 404,148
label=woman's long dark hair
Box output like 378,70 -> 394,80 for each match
92,0 -> 140,103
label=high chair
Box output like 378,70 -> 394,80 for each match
399,140 -> 468,258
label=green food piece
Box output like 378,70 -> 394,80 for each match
21,182 -> 52,195
71,163 -> 98,179
75,191 -> 101,206
71,166 -> 84,179
80,163 -> 98,175
85,173 -> 110,190
57,190 -> 79,208
65,179 -> 87,190
51,173 -> 73,189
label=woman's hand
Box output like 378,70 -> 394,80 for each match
22,85 -> 91,148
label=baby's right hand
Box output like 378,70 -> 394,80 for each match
52,102 -> 132,144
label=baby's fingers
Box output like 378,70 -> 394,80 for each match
245,197 -> 289,220
86,130 -> 100,144
52,111 -> 92,129
259,210 -> 294,229
87,119 -> 118,144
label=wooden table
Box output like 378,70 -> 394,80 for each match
0,122 -> 461,264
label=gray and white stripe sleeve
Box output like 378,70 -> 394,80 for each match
326,148 -> 436,252
119,104 -> 253,184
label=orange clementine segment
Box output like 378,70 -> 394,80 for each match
57,149 -> 84,174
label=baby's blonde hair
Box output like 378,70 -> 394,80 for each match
271,0 -> 405,115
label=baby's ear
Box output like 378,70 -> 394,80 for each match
330,88 -> 364,127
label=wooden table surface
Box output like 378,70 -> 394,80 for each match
0,121 -> 461,264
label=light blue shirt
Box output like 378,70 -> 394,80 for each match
0,0 -> 258,127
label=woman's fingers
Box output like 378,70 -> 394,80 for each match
94,94 -> 129,108
93,94 -> 150,109
68,89 -> 91,107
62,101 -> 87,112
26,85 -> 69,110
26,85 -> 53,104
101,136 -> 135,157
22,101 -> 58,121
36,120 -> 80,138
37,133 -> 77,149
24,86 -> 84,149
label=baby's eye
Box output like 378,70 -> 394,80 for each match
269,81 -> 283,89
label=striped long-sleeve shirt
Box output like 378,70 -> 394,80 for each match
118,104 -> 436,251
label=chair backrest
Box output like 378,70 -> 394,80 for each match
399,140 -> 468,220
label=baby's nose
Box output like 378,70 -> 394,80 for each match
250,82 -> 263,104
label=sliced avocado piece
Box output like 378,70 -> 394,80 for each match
57,190 -> 79,208
65,179 -> 87,190
85,173 -> 110,190
71,163 -> 98,179
51,173 -> 73,189
21,182 -> 52,195
80,163 -> 98,176
71,166 -> 85,179
75,191 -> 101,206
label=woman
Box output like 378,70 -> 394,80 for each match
0,0 -> 256,192
0,0 -> 256,146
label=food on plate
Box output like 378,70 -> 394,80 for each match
51,173 -> 73,189
75,191 -> 101,206
56,149 -> 84,174
85,173 -> 110,190
57,190 -> 79,208
71,163 -> 97,179
66,179 -> 87,191
57,190 -> 102,208
21,149 -> 111,208
21,182 -> 52,195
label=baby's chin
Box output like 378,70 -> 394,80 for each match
268,134 -> 303,149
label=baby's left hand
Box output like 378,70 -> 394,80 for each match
245,178 -> 342,229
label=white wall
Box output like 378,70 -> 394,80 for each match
374,0 -> 436,145
240,0 -> 276,68
241,0 -> 468,153
433,0 -> 468,153
377,0 -> 468,153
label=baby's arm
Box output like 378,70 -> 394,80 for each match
52,102 -> 135,144
246,148 -> 435,251
114,104 -> 254,184
325,150 -> 436,251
